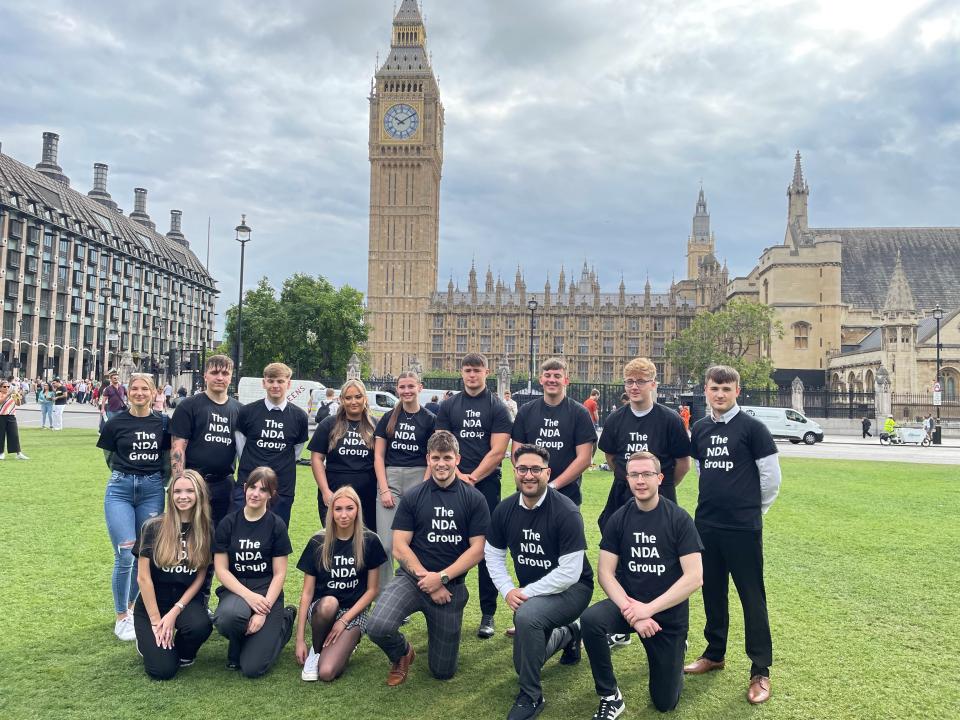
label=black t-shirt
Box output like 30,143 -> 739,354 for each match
308,416 -> 375,477
511,397 -> 596,505
488,488 -> 594,589
296,531 -> 387,606
214,509 -> 292,593
435,388 -> 513,474
392,478 -> 490,573
600,497 -> 703,630
170,393 -> 242,477
690,410 -> 778,530
237,401 -> 309,496
598,403 -> 691,488
133,517 -> 213,590
97,411 -> 170,475
374,407 -> 435,467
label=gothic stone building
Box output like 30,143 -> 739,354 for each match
0,132 -> 217,381
728,152 -> 960,393
364,2 -> 726,381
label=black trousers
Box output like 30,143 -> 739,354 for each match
199,475 -> 234,604
473,470 -> 502,616
0,415 -> 22,454
697,523 -> 772,676
214,588 -> 293,678
582,598 -> 686,713
133,593 -> 212,680
318,470 -> 378,533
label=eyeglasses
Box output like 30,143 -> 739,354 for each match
515,466 -> 548,477
623,378 -> 654,388
626,471 -> 660,480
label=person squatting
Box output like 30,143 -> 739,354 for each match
111,357 -> 780,717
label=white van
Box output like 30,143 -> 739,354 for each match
322,389 -> 400,419
237,377 -> 326,416
740,406 -> 824,445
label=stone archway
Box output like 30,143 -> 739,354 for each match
865,368 -> 875,393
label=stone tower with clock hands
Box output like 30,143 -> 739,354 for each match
366,0 -> 444,375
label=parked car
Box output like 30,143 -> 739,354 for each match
740,406 -> 824,445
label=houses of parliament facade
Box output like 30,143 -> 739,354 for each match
364,1 -> 727,382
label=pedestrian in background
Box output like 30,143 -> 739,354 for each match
39,381 -> 55,429
861,416 -> 872,439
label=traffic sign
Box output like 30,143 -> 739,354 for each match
933,391 -> 942,406
933,381 -> 942,392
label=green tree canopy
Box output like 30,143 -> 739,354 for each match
666,299 -> 783,388
219,274 -> 368,379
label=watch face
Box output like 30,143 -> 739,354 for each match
384,103 -> 419,140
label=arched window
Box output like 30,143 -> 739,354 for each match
865,369 -> 875,393
793,321 -> 810,350
943,367 -> 959,400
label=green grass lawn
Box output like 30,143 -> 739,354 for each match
2,429 -> 959,719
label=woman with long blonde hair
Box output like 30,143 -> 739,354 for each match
294,486 -> 386,681
373,370 -> 435,591
132,470 -> 214,678
97,372 -> 170,641
308,379 -> 378,530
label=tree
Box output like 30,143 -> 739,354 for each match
220,274 -> 368,379
666,299 -> 783,389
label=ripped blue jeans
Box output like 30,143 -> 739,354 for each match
104,471 -> 165,614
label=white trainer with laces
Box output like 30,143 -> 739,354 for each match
114,614 -> 136,641
301,646 -> 320,681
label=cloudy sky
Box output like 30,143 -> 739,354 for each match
1,0 -> 957,329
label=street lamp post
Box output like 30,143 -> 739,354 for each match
933,303 -> 943,444
99,286 -> 112,379
527,298 -> 538,393
234,215 -> 252,389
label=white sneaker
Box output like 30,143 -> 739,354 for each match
16,452 -> 29,460
114,614 -> 136,641
301,646 -> 319,681
0,453 -> 5,460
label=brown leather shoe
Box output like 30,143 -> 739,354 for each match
386,644 -> 416,686
505,626 -> 516,637
683,656 -> 725,674
747,675 -> 771,704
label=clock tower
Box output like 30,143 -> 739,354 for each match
366,0 -> 444,375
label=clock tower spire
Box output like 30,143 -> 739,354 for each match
366,0 -> 444,375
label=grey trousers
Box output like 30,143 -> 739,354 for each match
366,570 -> 469,680
375,466 -> 427,593
513,582 -> 593,701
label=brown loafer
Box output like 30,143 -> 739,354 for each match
505,626 -> 516,637
683,656 -> 725,674
747,675 -> 771,704
386,644 -> 416,686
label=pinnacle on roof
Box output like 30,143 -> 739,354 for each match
394,0 -> 423,24
883,249 -> 916,314
790,150 -> 808,194
696,186 -> 707,215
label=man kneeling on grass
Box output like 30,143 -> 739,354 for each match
366,430 -> 490,685
581,452 -> 703,717
485,444 -> 594,719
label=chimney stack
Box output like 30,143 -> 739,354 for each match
87,163 -> 117,210
35,131 -> 70,186
166,209 -> 189,248
129,187 -> 156,230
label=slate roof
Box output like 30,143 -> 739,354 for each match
394,0 -> 423,23
803,227 -> 960,311
0,151 -> 215,289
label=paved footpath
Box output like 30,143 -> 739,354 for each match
776,433 -> 960,465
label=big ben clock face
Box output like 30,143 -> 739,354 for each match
383,103 -> 420,140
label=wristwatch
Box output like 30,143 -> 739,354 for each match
440,571 -> 450,586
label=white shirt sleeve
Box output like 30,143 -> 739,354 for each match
521,550 -> 584,598
293,442 -> 305,460
234,430 -> 246,464
484,542 -> 515,597
756,454 -> 782,514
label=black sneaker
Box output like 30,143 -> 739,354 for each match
592,689 -> 625,720
178,656 -> 196,668
607,633 -> 631,649
477,614 -> 495,639
559,619 -> 582,665
226,658 -> 240,671
507,693 -> 545,720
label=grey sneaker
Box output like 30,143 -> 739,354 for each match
592,689 -> 625,720
559,619 -> 582,665
477,614 -> 495,639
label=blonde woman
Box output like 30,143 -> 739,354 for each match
373,370 -> 434,590
295,486 -> 387,681
132,470 -> 214,679
97,373 -> 170,640
308,379 -> 378,530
